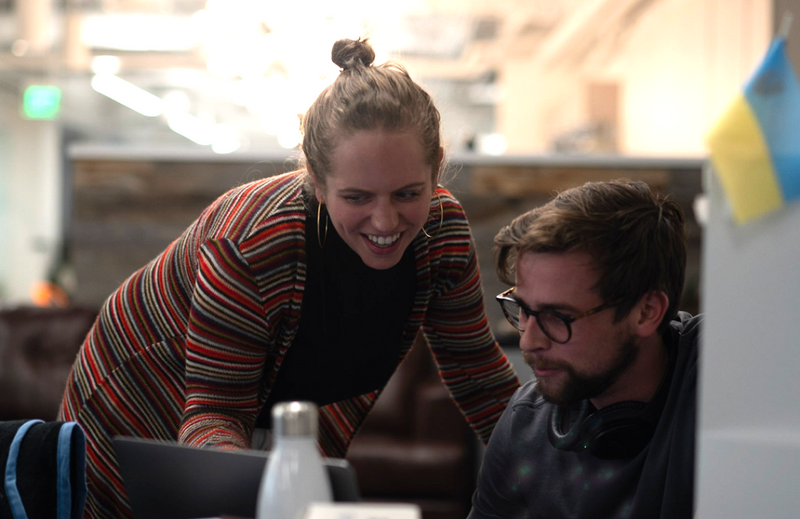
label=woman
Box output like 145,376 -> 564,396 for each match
60,38 -> 520,519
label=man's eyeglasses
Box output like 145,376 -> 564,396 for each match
495,287 -> 622,344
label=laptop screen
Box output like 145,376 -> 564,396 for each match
113,436 -> 360,519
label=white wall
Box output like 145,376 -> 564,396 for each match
0,0 -> 63,305
0,96 -> 63,304
498,0 -> 772,156
0,105 -> 9,301
696,169 -> 800,517
616,0 -> 771,155
0,89 -> 16,303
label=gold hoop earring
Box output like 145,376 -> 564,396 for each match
317,203 -> 328,248
422,191 -> 443,239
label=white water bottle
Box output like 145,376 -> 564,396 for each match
256,401 -> 333,519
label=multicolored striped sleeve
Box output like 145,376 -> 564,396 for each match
178,238 -> 271,449
423,199 -> 521,444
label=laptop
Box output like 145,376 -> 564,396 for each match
113,436 -> 361,519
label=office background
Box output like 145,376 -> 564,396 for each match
2,1 -> 800,517
0,0 -> 781,306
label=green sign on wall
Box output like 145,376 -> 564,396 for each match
23,85 -> 61,120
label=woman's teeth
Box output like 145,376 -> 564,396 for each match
368,233 -> 401,246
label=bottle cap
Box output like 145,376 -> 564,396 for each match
272,401 -> 318,438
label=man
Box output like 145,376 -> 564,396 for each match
469,179 -> 700,518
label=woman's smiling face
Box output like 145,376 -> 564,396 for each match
314,129 -> 437,270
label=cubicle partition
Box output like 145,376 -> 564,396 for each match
67,146 -> 705,381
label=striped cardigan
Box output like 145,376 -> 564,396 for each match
59,170 -> 520,519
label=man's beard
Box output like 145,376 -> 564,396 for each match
525,334 -> 639,406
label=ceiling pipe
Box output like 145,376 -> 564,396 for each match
16,0 -> 54,55
64,1 -> 90,72
534,0 -> 648,68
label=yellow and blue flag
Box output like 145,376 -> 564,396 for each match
706,37 -> 800,224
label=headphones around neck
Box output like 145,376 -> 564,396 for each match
547,399 -> 657,459
547,325 -> 680,459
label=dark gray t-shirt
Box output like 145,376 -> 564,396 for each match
469,312 -> 701,519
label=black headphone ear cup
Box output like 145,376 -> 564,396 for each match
581,401 -> 652,459
548,400 -> 655,459
547,400 -> 592,451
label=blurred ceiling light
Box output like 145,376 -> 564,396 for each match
11,40 -> 29,57
190,9 -> 211,38
477,134 -> 508,156
261,116 -> 280,136
206,50 -> 242,80
229,81 -> 249,107
167,112 -> 214,145
162,91 -> 191,114
91,55 -> 120,75
261,110 -> 297,136
189,0 -> 406,153
211,124 -> 241,154
238,38 -> 279,80
244,76 -> 288,115
82,14 -> 197,51
278,124 -> 302,149
91,74 -> 163,117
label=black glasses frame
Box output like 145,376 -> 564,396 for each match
495,287 -> 622,344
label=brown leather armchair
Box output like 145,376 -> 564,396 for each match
346,333 -> 480,519
0,305 -> 97,421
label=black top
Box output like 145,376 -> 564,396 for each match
256,205 -> 417,428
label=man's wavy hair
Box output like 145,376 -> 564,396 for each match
494,179 -> 686,331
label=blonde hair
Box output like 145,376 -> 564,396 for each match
301,38 -> 442,188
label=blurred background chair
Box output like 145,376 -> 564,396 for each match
0,306 -> 97,422
347,333 -> 481,519
0,305 -> 93,519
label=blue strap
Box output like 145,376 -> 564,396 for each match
57,423 -> 83,519
4,419 -> 43,519
67,424 -> 87,519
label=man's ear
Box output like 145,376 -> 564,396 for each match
632,290 -> 669,338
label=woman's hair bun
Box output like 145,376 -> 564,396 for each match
331,38 -> 376,70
